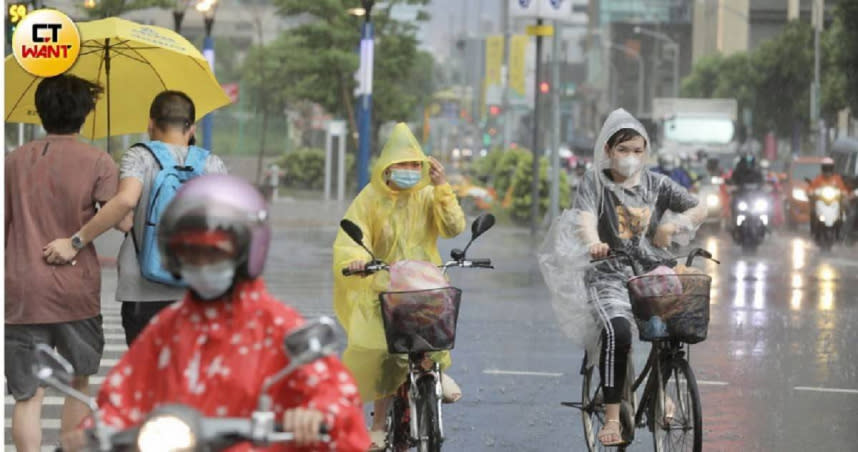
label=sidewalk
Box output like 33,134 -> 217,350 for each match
94,197 -> 350,267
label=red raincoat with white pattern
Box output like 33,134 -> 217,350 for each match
85,279 -> 370,451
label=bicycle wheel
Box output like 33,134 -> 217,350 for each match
652,357 -> 702,452
581,364 -> 610,452
385,389 -> 409,452
417,376 -> 442,452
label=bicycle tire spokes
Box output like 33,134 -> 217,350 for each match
652,359 -> 702,452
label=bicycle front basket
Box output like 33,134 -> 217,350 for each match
379,287 -> 463,354
627,274 -> 712,344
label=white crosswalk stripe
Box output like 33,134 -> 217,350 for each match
5,303 -> 124,448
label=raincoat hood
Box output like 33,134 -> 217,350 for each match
371,123 -> 430,195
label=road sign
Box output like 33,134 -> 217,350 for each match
510,0 -> 573,22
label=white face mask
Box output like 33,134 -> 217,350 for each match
180,260 -> 236,301
613,155 -> 642,177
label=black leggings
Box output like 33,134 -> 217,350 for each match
599,317 -> 633,404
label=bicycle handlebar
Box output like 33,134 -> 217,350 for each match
342,258 -> 494,276
589,247 -> 719,274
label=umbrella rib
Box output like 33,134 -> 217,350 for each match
107,47 -> 150,65
123,46 -> 171,90
6,76 -> 40,122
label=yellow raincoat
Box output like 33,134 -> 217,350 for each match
333,123 -> 466,402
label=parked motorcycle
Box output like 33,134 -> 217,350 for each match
34,317 -> 340,452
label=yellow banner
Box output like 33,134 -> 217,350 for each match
525,25 -> 554,36
484,35 -> 503,87
509,35 -> 528,97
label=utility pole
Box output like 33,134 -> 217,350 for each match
501,0 -> 511,152
549,20 -> 561,222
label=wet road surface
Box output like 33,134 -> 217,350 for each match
6,200 -> 858,451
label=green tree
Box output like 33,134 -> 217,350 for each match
270,0 -> 431,147
829,0 -> 858,114
84,0 -> 173,18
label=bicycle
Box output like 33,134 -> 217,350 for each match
340,214 -> 495,452
564,247 -> 720,452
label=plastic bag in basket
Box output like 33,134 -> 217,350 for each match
675,264 -> 709,293
388,260 -> 449,291
384,260 -> 454,332
628,265 -> 683,319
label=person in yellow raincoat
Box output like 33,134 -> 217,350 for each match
332,123 -> 466,448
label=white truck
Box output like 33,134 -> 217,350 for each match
652,98 -> 740,230
652,97 -> 739,159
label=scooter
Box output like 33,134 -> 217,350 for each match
35,317 -> 340,452
808,182 -> 845,251
731,183 -> 771,253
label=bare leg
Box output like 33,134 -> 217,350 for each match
12,387 -> 45,452
598,402 -> 623,445
62,376 -> 91,433
371,396 -> 392,431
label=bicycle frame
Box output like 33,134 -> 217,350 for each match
631,339 -> 689,430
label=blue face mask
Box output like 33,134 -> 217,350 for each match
389,169 -> 422,189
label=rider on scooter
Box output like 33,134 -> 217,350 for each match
808,158 -> 849,236
62,175 -> 370,451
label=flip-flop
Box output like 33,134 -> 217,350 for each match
441,373 -> 462,403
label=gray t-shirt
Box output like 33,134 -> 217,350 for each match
116,143 -> 228,302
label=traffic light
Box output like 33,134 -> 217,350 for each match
488,105 -> 501,116
539,81 -> 550,94
6,3 -> 27,45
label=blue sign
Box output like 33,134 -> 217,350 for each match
550,0 -> 563,9
519,0 -> 531,7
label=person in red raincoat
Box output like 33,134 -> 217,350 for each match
63,175 -> 370,451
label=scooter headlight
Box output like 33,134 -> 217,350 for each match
706,194 -> 720,208
137,405 -> 201,452
753,199 -> 769,213
738,201 -> 748,211
818,186 -> 839,202
792,188 -> 808,202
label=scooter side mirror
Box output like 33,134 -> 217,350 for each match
258,317 -> 342,411
283,316 -> 340,366
33,344 -> 74,386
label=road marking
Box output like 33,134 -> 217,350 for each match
697,380 -> 729,386
5,395 -> 66,405
4,445 -> 56,451
100,358 -> 119,367
794,386 -> 858,394
104,333 -> 125,340
5,418 -> 61,429
482,369 -> 563,377
104,344 -> 127,352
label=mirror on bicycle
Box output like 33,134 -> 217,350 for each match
340,219 -> 364,246
283,316 -> 340,367
471,214 -> 495,240
32,343 -> 74,386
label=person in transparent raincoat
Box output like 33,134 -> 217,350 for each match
332,123 -> 466,449
538,109 -> 706,446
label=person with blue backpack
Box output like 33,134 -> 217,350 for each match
43,91 -> 228,345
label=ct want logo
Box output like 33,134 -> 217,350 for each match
12,9 -> 81,77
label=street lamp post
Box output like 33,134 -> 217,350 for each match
353,0 -> 375,191
173,0 -> 191,33
196,0 -> 218,151
634,26 -> 680,98
605,42 -> 645,117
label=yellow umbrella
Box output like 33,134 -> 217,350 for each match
5,17 -> 230,151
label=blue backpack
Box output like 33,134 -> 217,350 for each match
132,141 -> 210,286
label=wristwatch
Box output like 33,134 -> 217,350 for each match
71,234 -> 85,251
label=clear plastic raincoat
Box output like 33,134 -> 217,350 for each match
333,123 -> 466,401
538,109 -> 706,365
